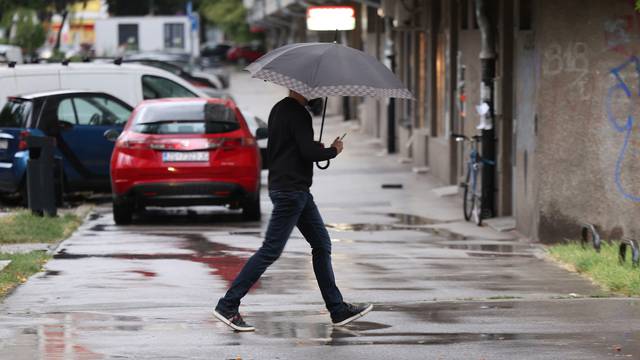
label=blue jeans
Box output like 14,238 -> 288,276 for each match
217,190 -> 345,315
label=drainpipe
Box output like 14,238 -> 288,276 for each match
385,16 -> 396,154
474,0 -> 496,218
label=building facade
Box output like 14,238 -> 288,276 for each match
245,0 -> 640,243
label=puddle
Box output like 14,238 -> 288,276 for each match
381,213 -> 446,226
54,233 -> 257,289
325,222 -> 467,242
130,270 -> 157,278
467,252 -> 535,258
89,224 -> 107,232
325,213 -> 467,241
42,270 -> 61,277
322,332 -> 586,346
228,231 -> 262,237
326,223 -> 398,232
446,244 -> 515,253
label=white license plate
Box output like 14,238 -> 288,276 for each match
0,140 -> 7,150
162,151 -> 209,162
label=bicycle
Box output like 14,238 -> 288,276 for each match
451,133 -> 494,226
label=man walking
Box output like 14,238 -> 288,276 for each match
213,90 -> 372,332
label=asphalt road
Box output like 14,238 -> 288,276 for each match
0,71 -> 638,360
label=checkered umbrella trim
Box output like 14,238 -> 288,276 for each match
253,69 -> 414,100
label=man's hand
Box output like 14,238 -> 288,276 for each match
331,137 -> 343,154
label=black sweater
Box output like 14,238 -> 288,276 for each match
267,97 -> 337,191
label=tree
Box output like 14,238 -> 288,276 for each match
199,0 -> 259,43
1,8 -> 45,57
105,0 -> 192,16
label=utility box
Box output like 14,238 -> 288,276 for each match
26,136 -> 57,217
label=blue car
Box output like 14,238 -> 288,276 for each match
0,90 -> 132,200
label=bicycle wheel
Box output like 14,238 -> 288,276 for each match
462,169 -> 474,221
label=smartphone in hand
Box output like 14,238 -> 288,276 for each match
340,132 -> 348,141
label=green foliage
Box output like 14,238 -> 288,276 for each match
105,0 -> 192,16
636,0 -> 640,12
0,211 -> 82,244
0,251 -> 51,298
3,8 -> 46,55
199,0 -> 259,43
549,242 -> 640,296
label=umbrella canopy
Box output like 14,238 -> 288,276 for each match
245,42 -> 413,100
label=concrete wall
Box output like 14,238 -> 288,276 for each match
534,0 -> 640,242
95,16 -> 197,56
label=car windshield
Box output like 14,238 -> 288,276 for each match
132,102 -> 239,135
0,99 -> 32,128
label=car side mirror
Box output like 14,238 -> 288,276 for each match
104,128 -> 121,142
255,127 -> 268,140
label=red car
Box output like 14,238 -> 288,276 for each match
110,98 -> 266,224
226,45 -> 265,64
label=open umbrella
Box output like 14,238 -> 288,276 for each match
245,42 -> 413,169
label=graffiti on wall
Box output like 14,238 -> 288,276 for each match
542,42 -> 591,100
604,17 -> 636,54
605,56 -> 640,202
603,0 -> 640,55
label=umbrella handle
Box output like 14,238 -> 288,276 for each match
316,160 -> 330,169
316,96 -> 330,170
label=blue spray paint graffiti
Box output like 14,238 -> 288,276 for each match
605,56 -> 640,202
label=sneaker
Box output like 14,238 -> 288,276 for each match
331,303 -> 373,326
213,308 -> 255,332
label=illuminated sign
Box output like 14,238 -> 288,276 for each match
306,6 -> 356,31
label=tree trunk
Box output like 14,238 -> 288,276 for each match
54,10 -> 68,52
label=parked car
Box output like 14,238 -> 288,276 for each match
110,98 -> 267,224
123,58 -> 223,89
0,62 -> 209,110
201,43 -> 231,62
199,87 -> 234,101
0,90 -> 133,198
126,51 -> 230,89
0,45 -> 23,64
226,45 -> 265,64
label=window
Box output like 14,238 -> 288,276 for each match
164,23 -> 185,49
57,99 -> 76,124
71,96 -> 132,126
74,98 -> 103,125
96,97 -> 131,125
142,75 -> 197,100
0,99 -> 32,127
133,102 -> 239,135
118,24 -> 139,51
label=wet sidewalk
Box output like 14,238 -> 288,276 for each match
0,72 -> 638,359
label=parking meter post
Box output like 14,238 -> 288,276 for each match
25,136 -> 57,217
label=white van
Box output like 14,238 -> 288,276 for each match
0,62 -> 209,109
0,45 -> 23,64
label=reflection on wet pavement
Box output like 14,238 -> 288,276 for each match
55,232 -> 257,289
1,205 -> 632,359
